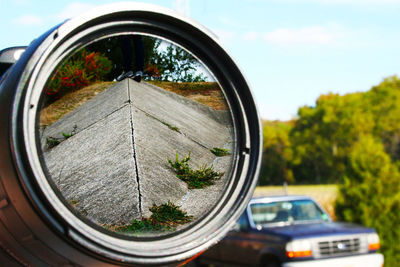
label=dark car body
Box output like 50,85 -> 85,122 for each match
198,195 -> 383,267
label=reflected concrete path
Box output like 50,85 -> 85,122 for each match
41,80 -> 233,225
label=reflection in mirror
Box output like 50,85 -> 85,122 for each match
37,35 -> 235,236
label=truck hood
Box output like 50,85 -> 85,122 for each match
261,222 -> 375,238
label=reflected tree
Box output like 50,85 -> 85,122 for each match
152,45 -> 207,82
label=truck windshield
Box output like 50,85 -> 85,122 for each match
250,199 -> 330,226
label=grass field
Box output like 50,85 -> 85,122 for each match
40,81 -> 115,126
254,184 -> 338,220
147,81 -> 228,110
40,81 -> 226,127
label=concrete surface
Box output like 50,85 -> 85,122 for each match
40,79 -> 234,228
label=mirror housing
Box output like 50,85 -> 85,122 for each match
232,222 -> 248,232
0,46 -> 26,77
0,3 -> 262,266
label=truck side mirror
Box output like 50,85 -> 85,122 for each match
234,223 -> 249,232
0,46 -> 26,77
232,223 -> 242,232
0,3 -> 261,266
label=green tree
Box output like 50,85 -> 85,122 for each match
335,135 -> 400,266
365,76 -> 400,160
259,120 -> 294,185
155,45 -> 207,82
291,92 -> 374,183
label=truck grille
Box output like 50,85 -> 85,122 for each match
318,238 -> 360,256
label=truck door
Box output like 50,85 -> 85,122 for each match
219,213 -> 259,266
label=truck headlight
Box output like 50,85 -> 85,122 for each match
286,239 -> 312,258
367,233 -> 380,251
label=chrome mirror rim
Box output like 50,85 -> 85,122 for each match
4,3 -> 262,265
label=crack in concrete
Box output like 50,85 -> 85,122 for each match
178,190 -> 191,207
57,164 -> 65,186
127,80 -> 143,215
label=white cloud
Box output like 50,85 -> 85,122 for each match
172,0 -> 190,16
55,2 -> 96,21
242,31 -> 260,41
264,26 -> 338,45
13,15 -> 43,26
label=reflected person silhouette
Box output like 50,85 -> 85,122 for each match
116,35 -> 144,82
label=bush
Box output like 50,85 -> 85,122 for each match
114,202 -> 192,233
44,49 -> 112,104
335,135 -> 400,266
168,152 -> 223,189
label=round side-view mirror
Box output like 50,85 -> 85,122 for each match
0,3 -> 261,266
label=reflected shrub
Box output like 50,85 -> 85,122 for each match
44,49 -> 112,104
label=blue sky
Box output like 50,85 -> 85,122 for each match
1,0 -> 399,120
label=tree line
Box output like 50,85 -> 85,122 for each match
260,76 -> 400,185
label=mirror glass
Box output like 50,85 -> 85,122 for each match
36,35 -> 235,237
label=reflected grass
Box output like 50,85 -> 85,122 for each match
147,81 -> 228,110
168,152 -> 224,189
110,202 -> 193,234
210,147 -> 231,157
40,81 -> 115,126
